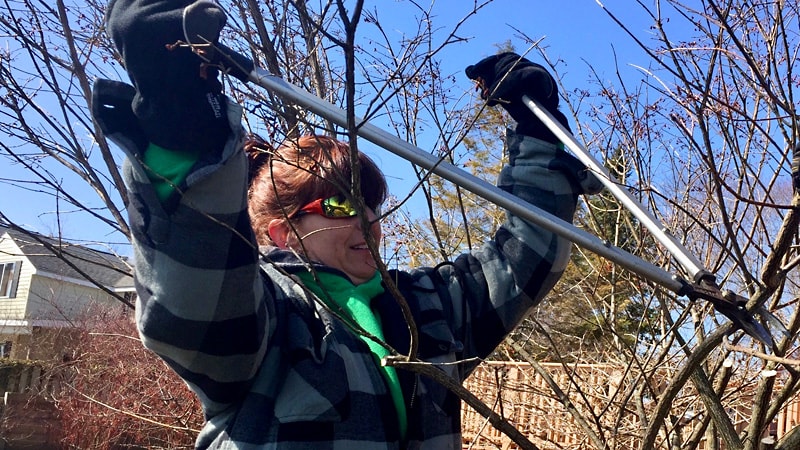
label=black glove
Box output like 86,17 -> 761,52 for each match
106,0 -> 230,153
465,52 -> 569,144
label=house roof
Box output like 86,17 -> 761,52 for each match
0,225 -> 133,291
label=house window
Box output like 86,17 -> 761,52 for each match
0,261 -> 20,298
0,341 -> 11,358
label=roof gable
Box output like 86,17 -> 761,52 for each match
0,225 -> 133,290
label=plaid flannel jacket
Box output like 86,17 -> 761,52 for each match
92,78 -> 579,449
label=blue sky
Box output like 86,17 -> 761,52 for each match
414,0 -> 657,85
1,0 -> 669,253
352,0 -> 663,224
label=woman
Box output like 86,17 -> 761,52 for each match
92,1 -> 599,448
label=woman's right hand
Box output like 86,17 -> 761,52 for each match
105,0 -> 230,152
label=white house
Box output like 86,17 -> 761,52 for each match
0,225 -> 134,360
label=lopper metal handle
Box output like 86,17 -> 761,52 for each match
522,96 -> 710,282
244,66 -> 690,295
206,35 -> 786,350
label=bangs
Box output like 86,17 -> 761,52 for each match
301,138 -> 387,213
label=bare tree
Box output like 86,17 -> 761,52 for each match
5,0 -> 800,449
457,1 -> 800,449
0,0 -> 128,242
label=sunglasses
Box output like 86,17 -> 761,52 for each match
294,195 -> 375,219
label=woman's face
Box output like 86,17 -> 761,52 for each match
281,208 -> 383,285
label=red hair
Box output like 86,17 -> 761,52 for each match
246,134 -> 387,245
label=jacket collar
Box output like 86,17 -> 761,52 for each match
261,245 -> 353,280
